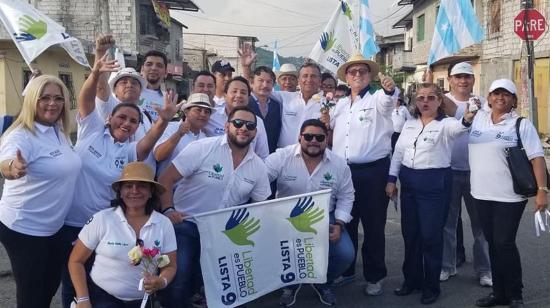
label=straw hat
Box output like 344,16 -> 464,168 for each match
108,67 -> 147,92
111,162 -> 166,194
276,63 -> 299,79
181,93 -> 215,111
336,53 -> 380,82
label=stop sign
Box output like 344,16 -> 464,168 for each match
514,9 -> 546,40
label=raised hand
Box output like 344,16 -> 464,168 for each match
95,34 -> 115,54
287,196 -> 325,234
177,117 -> 191,137
238,43 -> 257,67
92,53 -> 120,74
379,72 -> 395,93
154,90 -> 181,122
223,208 -> 261,246
11,149 -> 28,179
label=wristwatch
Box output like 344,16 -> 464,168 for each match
538,186 -> 549,193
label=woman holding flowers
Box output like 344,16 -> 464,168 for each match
68,162 -> 177,307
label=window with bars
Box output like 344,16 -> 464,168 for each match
417,14 -> 425,42
58,72 -> 76,109
487,0 -> 502,35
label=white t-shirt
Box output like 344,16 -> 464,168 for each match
265,144 -> 355,223
330,88 -> 395,164
390,117 -> 468,178
271,91 -> 324,148
139,88 -> 164,122
0,124 -> 82,236
80,207 -> 177,301
154,121 -> 206,175
170,135 -> 271,221
445,93 -> 489,171
391,105 -> 412,133
65,111 -> 138,227
203,107 -> 269,159
469,110 -> 544,202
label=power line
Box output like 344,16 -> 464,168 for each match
250,0 -> 326,20
179,12 -> 325,29
374,6 -> 407,25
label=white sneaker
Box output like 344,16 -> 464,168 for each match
364,280 -> 383,296
439,269 -> 457,282
479,273 -> 493,287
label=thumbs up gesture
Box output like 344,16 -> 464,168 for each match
379,72 -> 395,93
9,149 -> 27,179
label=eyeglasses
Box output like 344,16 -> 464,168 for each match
38,95 -> 65,105
346,68 -> 370,76
415,95 -> 438,102
301,133 -> 326,142
230,119 -> 257,130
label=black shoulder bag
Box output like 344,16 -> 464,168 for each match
505,117 -> 538,197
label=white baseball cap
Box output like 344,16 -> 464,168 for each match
489,79 -> 517,95
450,62 -> 474,76
108,67 -> 147,92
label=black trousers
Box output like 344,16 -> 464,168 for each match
475,199 -> 526,301
0,222 -> 70,308
343,157 -> 390,282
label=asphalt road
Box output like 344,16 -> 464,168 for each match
0,181 -> 549,308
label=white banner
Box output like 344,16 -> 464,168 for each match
195,190 -> 331,308
308,1 -> 359,75
0,0 -> 90,68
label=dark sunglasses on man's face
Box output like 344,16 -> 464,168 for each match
230,119 -> 257,130
301,133 -> 326,142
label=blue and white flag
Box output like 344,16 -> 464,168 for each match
272,41 -> 281,72
427,0 -> 484,65
359,0 -> 379,58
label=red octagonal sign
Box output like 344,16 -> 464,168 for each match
514,9 -> 546,40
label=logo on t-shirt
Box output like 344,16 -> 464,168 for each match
320,172 -> 335,188
495,131 -> 514,142
49,149 -> 62,157
208,163 -> 224,180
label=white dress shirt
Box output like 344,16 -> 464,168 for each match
203,107 -> 269,159
469,110 -> 544,202
80,207 -> 176,301
271,91 -> 324,148
65,111 -> 138,227
392,105 -> 412,133
213,96 -> 225,108
170,135 -> 271,221
0,124 -> 81,236
331,87 -> 395,164
389,116 -> 469,180
265,144 -> 354,223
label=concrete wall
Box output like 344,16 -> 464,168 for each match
411,0 -> 438,65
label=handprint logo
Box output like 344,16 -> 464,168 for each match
14,15 -> 47,42
213,163 -> 223,173
323,172 -> 333,181
287,196 -> 325,234
320,31 -> 336,52
223,208 -> 261,247
341,1 -> 353,20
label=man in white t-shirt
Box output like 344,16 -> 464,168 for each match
440,62 -> 492,287
266,119 -> 355,306
158,106 -> 271,307
139,50 -> 168,122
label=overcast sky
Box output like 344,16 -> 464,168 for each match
171,0 -> 410,57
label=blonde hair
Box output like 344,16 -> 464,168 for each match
5,75 -> 72,141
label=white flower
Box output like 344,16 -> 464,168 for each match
312,94 -> 321,102
157,254 -> 170,268
128,246 -> 142,264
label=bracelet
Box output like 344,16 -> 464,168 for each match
75,296 -> 90,303
160,276 -> 168,289
538,186 -> 549,193
161,206 -> 176,214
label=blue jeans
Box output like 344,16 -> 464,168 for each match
288,213 -> 355,290
160,220 -> 202,308
399,166 -> 451,296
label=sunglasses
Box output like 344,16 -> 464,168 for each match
301,133 -> 326,142
416,95 -> 438,102
230,119 -> 257,130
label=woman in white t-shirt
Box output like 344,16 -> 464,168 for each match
68,162 -> 177,308
469,79 -> 548,308
0,75 -> 82,308
386,83 -> 476,305
60,51 -> 179,307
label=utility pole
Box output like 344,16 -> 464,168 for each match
522,0 -> 538,130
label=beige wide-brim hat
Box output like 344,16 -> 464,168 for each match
181,93 -> 215,111
276,63 -> 299,79
112,162 -> 166,194
336,53 -> 380,83
108,67 -> 147,92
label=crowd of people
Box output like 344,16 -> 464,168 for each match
0,33 -> 547,308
